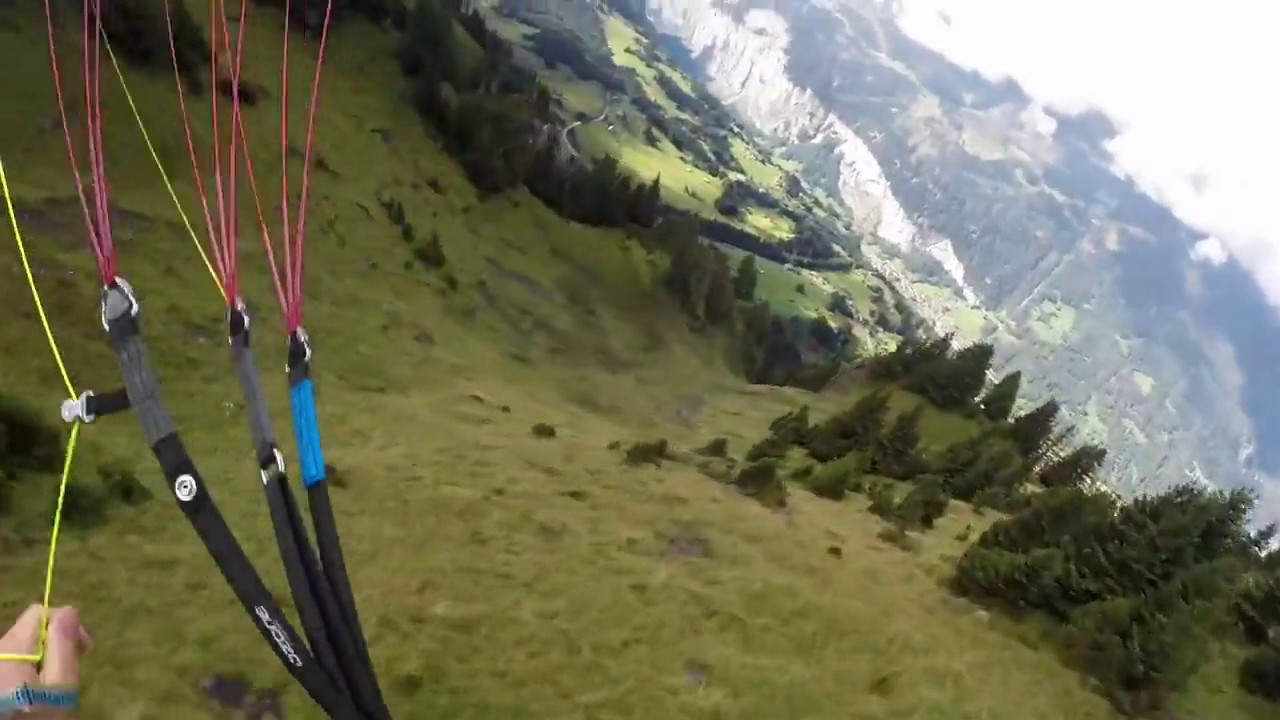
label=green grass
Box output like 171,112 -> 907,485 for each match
716,246 -> 832,321
0,5 -> 1269,720
771,152 -> 802,174
578,123 -> 723,214
601,13 -> 689,121
730,136 -> 786,191
541,68 -> 608,115
740,206 -> 794,240
826,269 -> 880,315
715,247 -> 905,353
755,263 -> 829,319
951,307 -> 988,341
910,283 -> 989,342
658,63 -> 698,98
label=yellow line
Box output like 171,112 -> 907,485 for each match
1,159 -> 75,397
0,155 -> 82,664
101,31 -> 226,303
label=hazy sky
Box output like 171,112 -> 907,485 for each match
893,0 -> 1280,307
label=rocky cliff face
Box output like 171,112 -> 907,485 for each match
650,0 -> 1280,502
649,0 -> 976,307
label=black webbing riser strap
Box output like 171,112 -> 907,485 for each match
276,471 -> 381,716
308,485 -> 384,707
262,464 -> 351,701
85,388 -> 131,418
288,341 -> 393,720
231,314 -> 376,716
230,313 -> 349,698
61,387 -> 132,425
102,283 -> 361,720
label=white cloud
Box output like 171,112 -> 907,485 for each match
1191,236 -> 1228,266
893,0 -> 1280,306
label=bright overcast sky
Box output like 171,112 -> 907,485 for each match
893,0 -> 1280,307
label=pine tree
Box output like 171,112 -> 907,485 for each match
947,341 -> 995,409
738,301 -> 772,381
587,155 -> 623,225
533,83 -> 553,118
893,475 -> 951,529
870,405 -> 927,479
867,333 -> 953,381
641,176 -> 662,226
703,248 -> 737,326
628,181 -> 655,226
733,254 -> 758,301
914,333 -> 956,369
948,445 -> 1027,503
981,370 -> 1021,422
904,339 -> 991,412
767,405 -> 811,445
1034,425 -> 1077,469
808,390 -> 892,462
1039,444 -> 1108,488
935,431 -> 990,480
1008,398 -> 1061,460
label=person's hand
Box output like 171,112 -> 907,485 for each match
0,604 -> 91,718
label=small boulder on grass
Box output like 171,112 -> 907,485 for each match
532,423 -> 557,439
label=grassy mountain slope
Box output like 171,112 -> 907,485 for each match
0,3 -> 1271,719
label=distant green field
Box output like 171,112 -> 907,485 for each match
578,124 -> 723,215
1029,300 -> 1076,345
601,14 -> 690,121
826,269 -> 881,314
740,206 -> 794,239
542,67 -> 609,115
730,136 -> 785,190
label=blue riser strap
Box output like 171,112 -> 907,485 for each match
290,379 -> 327,488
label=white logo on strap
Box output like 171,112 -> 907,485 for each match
174,474 -> 198,502
255,605 -> 303,667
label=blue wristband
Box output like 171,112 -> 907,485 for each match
0,684 -> 79,716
